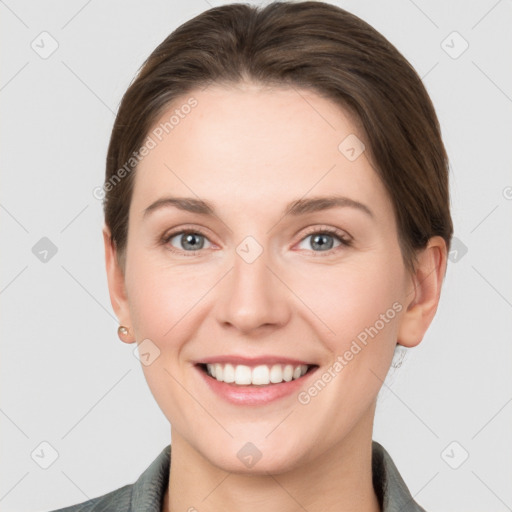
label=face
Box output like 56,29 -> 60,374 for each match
110,83 -> 417,473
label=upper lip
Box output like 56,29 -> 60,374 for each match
194,355 -> 316,367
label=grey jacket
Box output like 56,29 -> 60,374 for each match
48,441 -> 427,511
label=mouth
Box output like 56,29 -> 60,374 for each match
196,362 -> 319,387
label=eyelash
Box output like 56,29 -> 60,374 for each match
161,225 -> 352,258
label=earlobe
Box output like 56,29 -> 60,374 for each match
103,226 -> 136,343
397,236 -> 447,348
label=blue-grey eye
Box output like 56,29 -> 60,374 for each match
297,232 -> 344,252
168,232 -> 211,251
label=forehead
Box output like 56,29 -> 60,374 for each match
131,83 -> 391,218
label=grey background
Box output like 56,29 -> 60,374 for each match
1,1 -> 511,511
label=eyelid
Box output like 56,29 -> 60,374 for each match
298,224 -> 352,243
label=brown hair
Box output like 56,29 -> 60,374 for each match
104,0 -> 453,272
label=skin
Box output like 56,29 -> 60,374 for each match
104,82 -> 447,512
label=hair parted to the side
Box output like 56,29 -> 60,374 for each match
104,0 -> 453,273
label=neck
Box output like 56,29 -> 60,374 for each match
163,416 -> 381,512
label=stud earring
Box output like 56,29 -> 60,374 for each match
118,325 -> 130,339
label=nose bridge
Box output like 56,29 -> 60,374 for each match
216,235 -> 290,333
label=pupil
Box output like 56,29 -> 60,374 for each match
312,234 -> 333,251
183,233 -> 203,250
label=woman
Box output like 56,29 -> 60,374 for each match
51,1 -> 451,511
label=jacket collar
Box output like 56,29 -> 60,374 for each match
129,441 -> 426,511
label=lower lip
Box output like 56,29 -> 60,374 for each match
195,365 -> 319,405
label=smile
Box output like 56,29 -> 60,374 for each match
195,361 -> 319,405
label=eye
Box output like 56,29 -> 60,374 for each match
296,227 -> 352,254
163,229 -> 213,255
161,225 -> 352,257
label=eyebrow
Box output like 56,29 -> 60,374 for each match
143,195 -> 374,219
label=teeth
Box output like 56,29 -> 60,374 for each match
252,364 -> 269,385
205,363 -> 309,386
214,363 -> 223,381
235,364 -> 252,385
223,363 -> 235,383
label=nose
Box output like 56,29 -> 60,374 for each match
215,245 -> 291,335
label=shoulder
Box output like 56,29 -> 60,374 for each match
46,483 -> 132,512
46,445 -> 171,512
372,440 -> 428,512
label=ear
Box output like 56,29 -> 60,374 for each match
397,236 -> 447,348
103,225 -> 136,344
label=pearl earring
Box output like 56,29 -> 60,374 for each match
118,325 -> 129,338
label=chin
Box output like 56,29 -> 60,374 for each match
200,437 -> 308,476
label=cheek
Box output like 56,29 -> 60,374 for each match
125,253 -> 215,340
292,257 -> 405,348
123,256 -> 212,423
294,258 -> 405,411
